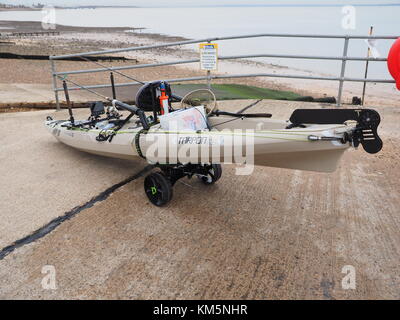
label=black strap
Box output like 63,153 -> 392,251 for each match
96,129 -> 116,142
135,128 -> 148,159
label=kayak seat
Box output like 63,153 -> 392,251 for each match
135,81 -> 172,112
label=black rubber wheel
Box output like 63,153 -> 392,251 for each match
144,172 -> 173,206
199,164 -> 222,185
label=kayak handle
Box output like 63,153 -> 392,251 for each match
112,100 -> 150,130
212,110 -> 272,118
170,94 -> 182,102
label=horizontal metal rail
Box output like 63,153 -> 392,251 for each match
55,73 -> 395,92
55,54 -> 388,76
50,32 -> 398,109
49,33 -> 399,60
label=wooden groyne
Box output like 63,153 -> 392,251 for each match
0,52 -> 136,62
0,31 -> 60,39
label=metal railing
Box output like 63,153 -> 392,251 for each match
49,33 -> 398,110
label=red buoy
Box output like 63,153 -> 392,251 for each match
387,37 -> 400,90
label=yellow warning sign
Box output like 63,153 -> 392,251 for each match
199,43 -> 218,71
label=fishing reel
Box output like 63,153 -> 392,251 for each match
107,102 -> 121,119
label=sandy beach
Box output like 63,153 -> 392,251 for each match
0,20 -> 398,107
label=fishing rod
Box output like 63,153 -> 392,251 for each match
58,75 -> 110,100
80,56 -> 145,85
58,75 -> 149,129
79,55 -> 182,102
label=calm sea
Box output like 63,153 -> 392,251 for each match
1,5 -> 399,78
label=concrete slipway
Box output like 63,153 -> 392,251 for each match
0,100 -> 399,299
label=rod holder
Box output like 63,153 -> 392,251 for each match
110,72 -> 117,100
62,80 -> 74,124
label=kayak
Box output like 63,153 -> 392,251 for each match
46,114 -> 355,173
45,81 -> 382,206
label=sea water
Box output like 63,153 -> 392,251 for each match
0,4 -> 398,78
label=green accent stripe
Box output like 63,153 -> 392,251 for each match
61,124 -> 348,143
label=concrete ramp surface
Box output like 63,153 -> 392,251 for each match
0,100 -> 399,299
0,109 -> 144,248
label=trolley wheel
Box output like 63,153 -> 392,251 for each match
144,172 -> 173,206
199,164 -> 222,185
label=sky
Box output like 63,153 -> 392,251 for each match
2,0 -> 400,7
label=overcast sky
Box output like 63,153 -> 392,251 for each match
2,0 -> 399,7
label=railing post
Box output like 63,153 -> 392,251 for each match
337,36 -> 349,107
207,40 -> 212,90
50,59 -> 60,111
207,70 -> 211,90
361,26 -> 374,105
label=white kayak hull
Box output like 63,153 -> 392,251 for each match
45,116 -> 352,173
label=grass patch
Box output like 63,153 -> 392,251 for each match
171,83 -> 301,101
